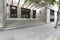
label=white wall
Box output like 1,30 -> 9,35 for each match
46,5 -> 58,23
0,0 -> 3,28
5,0 -> 46,22
36,7 -> 46,22
47,5 -> 59,12
46,8 -> 50,23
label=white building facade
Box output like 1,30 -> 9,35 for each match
0,0 -> 59,28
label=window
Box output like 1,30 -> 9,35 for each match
50,19 -> 54,22
50,9 -> 54,22
50,9 -> 54,15
10,5 -> 17,18
21,8 -> 30,18
33,10 -> 36,18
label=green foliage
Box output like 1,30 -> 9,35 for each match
25,0 -> 42,4
25,0 -> 59,6
44,0 -> 56,5
24,0 -> 29,3
30,0 -> 42,4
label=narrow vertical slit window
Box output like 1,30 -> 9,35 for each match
50,9 -> 54,22
33,10 -> 36,18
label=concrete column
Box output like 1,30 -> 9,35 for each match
54,11 -> 57,22
36,10 -> 39,20
46,8 -> 50,23
6,4 -> 10,18
0,0 -> 4,28
30,9 -> 33,19
17,7 -> 21,18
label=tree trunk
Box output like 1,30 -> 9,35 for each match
55,6 -> 60,28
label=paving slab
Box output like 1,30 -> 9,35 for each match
0,22 -> 58,40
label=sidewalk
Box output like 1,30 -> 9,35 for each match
0,22 -> 59,40
45,29 -> 60,40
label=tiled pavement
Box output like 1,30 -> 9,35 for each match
0,0 -> 60,40
0,22 -> 60,40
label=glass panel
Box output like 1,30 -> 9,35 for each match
50,9 -> 54,22
10,5 -> 17,18
50,9 -> 54,15
21,8 -> 30,18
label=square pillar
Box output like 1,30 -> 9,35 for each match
46,8 -> 57,23
54,11 -> 57,22
46,8 -> 50,23
0,0 -> 3,28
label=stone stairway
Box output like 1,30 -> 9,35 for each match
4,20 -> 46,30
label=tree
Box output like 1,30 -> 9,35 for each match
54,0 -> 60,28
23,0 -> 56,7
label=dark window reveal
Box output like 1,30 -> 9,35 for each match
21,8 -> 30,18
50,9 -> 54,22
50,9 -> 54,15
10,5 -> 17,18
50,19 -> 54,22
33,10 -> 36,18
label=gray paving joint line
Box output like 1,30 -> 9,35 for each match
45,30 -> 58,40
1,24 -> 45,31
